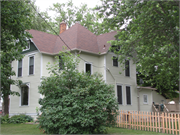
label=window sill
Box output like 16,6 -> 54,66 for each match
17,76 -> 23,78
143,103 -> 148,105
19,105 -> 29,107
28,74 -> 34,77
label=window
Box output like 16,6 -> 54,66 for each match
59,56 -> 63,70
117,85 -> 122,105
125,60 -> 130,76
29,56 -> 34,75
113,56 -> 118,67
18,59 -> 22,77
85,63 -> 92,75
21,86 -> 29,106
126,86 -> 131,105
143,94 -> 148,104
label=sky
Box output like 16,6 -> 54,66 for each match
35,0 -> 102,18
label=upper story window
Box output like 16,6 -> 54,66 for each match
126,86 -> 131,105
23,41 -> 30,51
117,85 -> 122,105
143,94 -> 148,104
125,60 -> 130,76
113,56 -> 118,67
18,59 -> 22,77
59,56 -> 63,70
29,56 -> 34,75
21,86 -> 29,106
85,63 -> 92,75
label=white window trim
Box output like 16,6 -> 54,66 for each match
19,83 -> 30,107
17,59 -> 23,78
125,85 -> 132,105
117,84 -> 123,105
143,94 -> 148,104
84,62 -> 93,75
28,55 -> 35,76
112,55 -> 119,67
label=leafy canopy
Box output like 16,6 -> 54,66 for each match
96,0 -> 179,96
38,51 -> 118,134
1,0 -> 32,98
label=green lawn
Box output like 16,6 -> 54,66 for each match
1,124 -> 166,134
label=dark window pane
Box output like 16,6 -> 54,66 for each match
59,56 -> 63,70
117,85 -> 122,104
126,86 -> 131,105
18,59 -> 22,77
113,56 -> 118,67
86,63 -> 91,75
18,68 -> 22,77
21,86 -> 28,105
29,57 -> 34,75
125,60 -> 130,76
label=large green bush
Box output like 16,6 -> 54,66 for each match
38,52 -> 118,134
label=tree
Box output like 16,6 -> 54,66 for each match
48,0 -> 116,35
29,0 -> 55,34
96,0 -> 179,95
38,51 -> 118,134
1,0 -> 32,115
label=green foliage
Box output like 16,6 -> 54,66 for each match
96,0 -> 179,95
1,114 -> 33,124
48,0 -> 115,35
37,51 -> 118,134
1,114 -> 10,124
1,0 -> 32,99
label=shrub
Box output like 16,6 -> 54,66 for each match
1,114 -> 33,124
37,52 -> 118,134
0,114 -> 10,124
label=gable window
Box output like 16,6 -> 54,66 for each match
125,60 -> 130,76
143,94 -> 148,104
18,59 -> 22,77
126,86 -> 131,105
85,63 -> 92,75
117,85 -> 122,105
21,86 -> 29,106
29,56 -> 34,75
113,56 -> 118,67
59,56 -> 63,70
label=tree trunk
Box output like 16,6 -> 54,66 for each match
3,95 -> 9,115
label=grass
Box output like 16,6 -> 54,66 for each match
1,124 -> 166,134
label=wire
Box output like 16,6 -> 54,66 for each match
29,2 -> 107,69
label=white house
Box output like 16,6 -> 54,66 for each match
10,22 -> 166,119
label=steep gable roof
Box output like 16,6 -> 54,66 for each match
28,23 -> 117,54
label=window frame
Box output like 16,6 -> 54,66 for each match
17,59 -> 23,77
117,85 -> 123,105
28,55 -> 34,75
112,56 -> 118,67
126,86 -> 131,105
143,94 -> 148,104
125,60 -> 130,77
84,62 -> 92,75
20,86 -> 29,106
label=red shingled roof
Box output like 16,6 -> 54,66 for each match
28,23 -> 117,54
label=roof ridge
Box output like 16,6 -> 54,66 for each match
28,29 -> 58,37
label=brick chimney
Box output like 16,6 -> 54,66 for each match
59,21 -> 66,34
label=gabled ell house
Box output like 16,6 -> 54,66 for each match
10,22 -> 165,119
